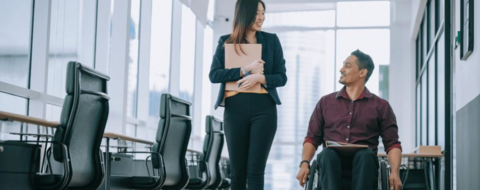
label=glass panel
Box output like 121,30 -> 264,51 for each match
126,123 -> 137,137
178,5 -> 196,103
201,26 -> 214,138
265,144 -> 296,189
429,0 -> 436,48
437,0 -> 443,27
422,19 -> 428,66
337,1 -> 390,27
416,84 -> 421,146
0,0 -> 33,88
421,72 -> 427,145
436,33 -> 445,148
336,29 -> 390,94
379,65 -> 389,101
264,10 -> 335,28
48,0 -> 97,97
0,93 -> 28,140
269,30 -> 334,189
149,0 -> 172,128
428,56 -> 436,145
126,0 -> 141,118
45,104 -> 62,123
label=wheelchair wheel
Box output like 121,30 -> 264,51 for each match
305,160 -> 317,190
380,160 -> 389,190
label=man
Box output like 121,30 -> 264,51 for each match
296,50 -> 402,190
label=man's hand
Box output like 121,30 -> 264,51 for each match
296,163 -> 310,187
389,172 -> 403,190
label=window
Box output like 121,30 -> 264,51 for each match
264,10 -> 335,28
336,29 -> 390,95
126,0 -> 141,118
178,5 -> 196,103
0,0 -> 33,88
148,0 -> 173,130
337,1 -> 390,27
262,2 -> 390,188
47,0 -> 97,97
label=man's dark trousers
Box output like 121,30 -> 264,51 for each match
317,148 -> 379,190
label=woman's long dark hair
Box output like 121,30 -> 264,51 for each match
225,0 -> 265,55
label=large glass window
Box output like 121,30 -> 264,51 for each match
266,30 -> 335,190
148,0 -> 173,131
337,1 -> 390,27
262,2 -> 390,188
47,0 -> 97,97
126,0 -> 141,118
263,11 -> 335,28
336,29 -> 390,95
0,0 -> 33,88
178,5 -> 196,103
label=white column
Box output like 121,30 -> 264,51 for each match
136,0 -> 153,139
28,0 -> 52,119
191,20 -> 205,151
169,0 -> 183,97
106,0 -> 131,134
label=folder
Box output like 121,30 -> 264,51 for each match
325,140 -> 368,157
224,44 -> 262,92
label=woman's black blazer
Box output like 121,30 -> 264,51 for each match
209,31 -> 287,109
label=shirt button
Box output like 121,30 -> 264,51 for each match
346,138 -> 349,141
351,101 -> 354,103
347,125 -> 350,128
349,112 -> 352,115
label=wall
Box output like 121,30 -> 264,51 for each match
454,0 -> 480,189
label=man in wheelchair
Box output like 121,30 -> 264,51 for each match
296,50 -> 402,190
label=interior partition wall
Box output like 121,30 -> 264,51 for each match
414,0 -> 453,189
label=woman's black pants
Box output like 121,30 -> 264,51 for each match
224,93 -> 277,190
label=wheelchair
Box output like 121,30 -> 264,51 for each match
304,158 -> 408,190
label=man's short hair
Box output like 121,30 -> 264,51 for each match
351,49 -> 375,83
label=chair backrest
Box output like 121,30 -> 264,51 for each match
52,62 -> 110,188
202,115 -> 224,188
152,94 -> 191,189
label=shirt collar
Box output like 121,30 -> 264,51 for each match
336,86 -> 372,100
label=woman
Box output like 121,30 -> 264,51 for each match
209,0 -> 287,189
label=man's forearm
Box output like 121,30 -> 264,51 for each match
302,143 -> 317,162
387,148 -> 402,174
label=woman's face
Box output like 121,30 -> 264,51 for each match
250,2 -> 265,31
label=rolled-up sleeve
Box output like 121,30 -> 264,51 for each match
379,101 -> 402,153
304,97 -> 325,149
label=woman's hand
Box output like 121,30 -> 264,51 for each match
244,60 -> 265,75
236,74 -> 265,90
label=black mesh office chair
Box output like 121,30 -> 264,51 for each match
38,61 -> 110,190
186,115 -> 225,189
150,94 -> 192,190
218,159 -> 231,190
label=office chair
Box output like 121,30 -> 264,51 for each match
152,94 -> 192,190
1,61 -> 111,190
185,115 -> 225,189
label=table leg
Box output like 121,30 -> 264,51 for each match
106,138 -> 110,190
429,158 -> 435,190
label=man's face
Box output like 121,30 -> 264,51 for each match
339,55 -> 366,85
